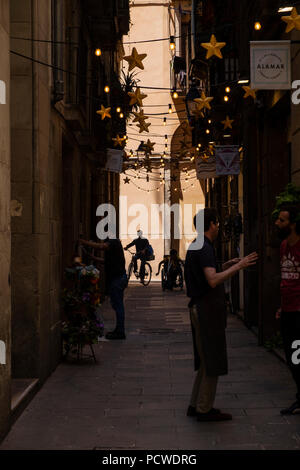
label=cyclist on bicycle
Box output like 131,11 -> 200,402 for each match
125,230 -> 149,283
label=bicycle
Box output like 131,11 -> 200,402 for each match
126,249 -> 152,286
161,264 -> 184,291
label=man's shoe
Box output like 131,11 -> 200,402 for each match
197,409 -> 232,422
187,406 -> 220,417
280,400 -> 300,415
105,331 -> 126,340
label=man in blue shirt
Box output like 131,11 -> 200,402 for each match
184,208 -> 258,421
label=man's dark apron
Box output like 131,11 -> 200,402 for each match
191,284 -> 228,377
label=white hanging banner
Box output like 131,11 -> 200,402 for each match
215,145 -> 240,176
105,148 -> 124,173
250,40 -> 291,90
195,156 -> 216,180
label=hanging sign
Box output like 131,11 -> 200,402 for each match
105,149 -> 124,173
250,41 -> 291,90
195,156 -> 216,179
215,145 -> 240,176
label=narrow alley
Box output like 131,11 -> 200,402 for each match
1,284 -> 299,451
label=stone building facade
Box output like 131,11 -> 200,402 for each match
1,0 -> 129,441
0,0 -> 11,441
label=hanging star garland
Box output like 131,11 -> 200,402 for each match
96,105 -> 111,120
281,7 -> 300,33
112,134 -> 126,147
123,47 -> 147,71
194,91 -> 214,110
137,121 -> 151,133
242,86 -> 257,100
144,139 -> 155,155
124,177 -> 130,184
128,88 -> 148,107
180,120 -> 194,136
201,153 -> 210,162
221,115 -> 234,129
201,34 -> 226,59
132,109 -> 149,124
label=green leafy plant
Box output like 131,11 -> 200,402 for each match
272,183 -> 300,222
264,332 -> 283,351
119,69 -> 140,118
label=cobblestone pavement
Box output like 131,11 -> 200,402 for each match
1,283 -> 300,450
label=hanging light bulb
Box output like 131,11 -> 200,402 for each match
225,86 -> 230,93
116,107 -> 121,113
206,129 -> 210,134
254,21 -> 262,30
172,89 -> 178,99
168,104 -> 172,114
104,85 -> 110,93
163,117 -> 167,126
208,119 -> 212,124
120,113 -> 124,118
224,95 -> 229,102
170,35 -> 175,51
95,48 -> 102,57
165,135 -> 168,143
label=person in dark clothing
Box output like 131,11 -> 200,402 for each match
275,203 -> 300,415
79,237 -> 127,340
124,230 -> 149,282
184,208 -> 258,422
156,249 -> 184,290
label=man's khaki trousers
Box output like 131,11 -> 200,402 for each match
190,305 -> 218,413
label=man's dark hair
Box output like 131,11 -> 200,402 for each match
193,208 -> 219,232
279,203 -> 300,234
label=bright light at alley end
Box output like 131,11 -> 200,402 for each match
95,48 -> 102,56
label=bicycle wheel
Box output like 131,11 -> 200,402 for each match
178,270 -> 184,290
127,262 -> 134,281
141,262 -> 152,286
161,268 -> 166,291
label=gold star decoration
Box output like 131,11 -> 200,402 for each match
208,144 -> 215,156
242,86 -> 257,100
137,121 -> 151,133
112,134 -> 126,147
201,34 -> 226,59
123,47 -> 147,72
132,109 -> 149,124
96,105 -> 111,120
144,139 -> 155,155
194,91 -> 214,111
180,120 -> 194,136
221,115 -> 234,129
128,88 -> 148,107
201,153 -> 210,162
192,106 -> 205,120
123,177 -> 130,184
282,7 -> 300,33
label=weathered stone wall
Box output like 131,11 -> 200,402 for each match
10,0 -> 60,381
0,0 -> 11,440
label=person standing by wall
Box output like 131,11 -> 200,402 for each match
275,204 -> 300,414
79,238 -> 127,340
